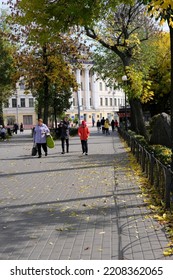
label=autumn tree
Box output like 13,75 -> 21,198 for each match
0,14 -> 16,125
142,0 -> 173,171
142,32 -> 171,116
8,0 -> 153,132
13,38 -> 79,125
84,0 -> 159,137
6,6 -> 82,124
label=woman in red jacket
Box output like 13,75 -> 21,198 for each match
78,121 -> 90,155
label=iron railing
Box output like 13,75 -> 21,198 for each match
118,128 -> 173,209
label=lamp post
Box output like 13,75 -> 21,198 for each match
15,92 -> 19,124
77,91 -> 81,125
122,75 -> 128,131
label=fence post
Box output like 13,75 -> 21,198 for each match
150,152 -> 154,185
165,167 -> 172,209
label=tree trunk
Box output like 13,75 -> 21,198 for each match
129,98 -> 148,139
42,45 -> 49,125
54,106 -> 57,129
43,76 -> 49,125
169,25 -> 173,171
0,100 -> 4,126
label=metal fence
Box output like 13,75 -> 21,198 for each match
118,128 -> 173,209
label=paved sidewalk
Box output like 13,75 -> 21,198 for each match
0,128 -> 172,260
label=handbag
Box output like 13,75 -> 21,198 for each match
46,134 -> 55,148
31,144 -> 37,156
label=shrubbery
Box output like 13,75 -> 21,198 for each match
128,130 -> 171,166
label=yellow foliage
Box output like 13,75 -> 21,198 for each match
148,1 -> 173,26
126,65 -> 154,102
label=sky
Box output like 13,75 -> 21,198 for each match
0,0 -> 7,9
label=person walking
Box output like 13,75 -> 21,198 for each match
0,126 -> 7,141
20,123 -> 24,133
111,119 -> 115,133
115,119 -> 119,130
59,116 -> 70,154
78,121 -> 90,155
101,117 -> 105,134
104,118 -> 110,135
13,123 -> 18,134
96,119 -> 101,132
33,118 -> 50,158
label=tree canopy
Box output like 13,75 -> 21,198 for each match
0,14 -> 16,125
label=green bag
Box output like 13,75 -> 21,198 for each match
46,135 -> 55,148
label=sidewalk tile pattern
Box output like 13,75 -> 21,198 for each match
0,129 -> 172,260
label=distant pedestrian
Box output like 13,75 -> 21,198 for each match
115,120 -> 119,130
104,118 -> 110,135
96,119 -> 101,132
13,123 -> 18,134
111,119 -> 115,132
78,121 -> 90,155
59,116 -> 70,154
0,126 -> 6,141
33,119 -> 50,158
92,117 -> 95,127
101,117 -> 105,134
20,123 -> 24,133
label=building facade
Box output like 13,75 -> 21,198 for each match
3,64 -> 125,128
67,63 -> 125,125
3,79 -> 37,129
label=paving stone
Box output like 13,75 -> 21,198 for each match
0,129 -> 172,260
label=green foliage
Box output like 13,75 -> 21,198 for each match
73,117 -> 79,125
69,127 -> 78,136
151,145 -> 171,166
128,129 -> 171,165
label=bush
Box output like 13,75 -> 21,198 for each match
151,145 -> 171,166
128,130 -> 171,166
69,127 -> 78,136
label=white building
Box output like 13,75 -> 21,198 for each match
3,64 -> 125,128
67,62 -> 125,125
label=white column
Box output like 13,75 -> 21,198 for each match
92,73 -> 99,109
76,69 -> 81,107
84,68 -> 90,109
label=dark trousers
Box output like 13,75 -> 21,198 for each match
81,140 -> 88,153
37,143 -> 47,156
61,138 -> 69,152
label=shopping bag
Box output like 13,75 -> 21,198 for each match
46,135 -> 55,149
31,144 -> 37,156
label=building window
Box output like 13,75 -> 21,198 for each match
114,98 -> 117,106
81,97 -> 84,106
29,98 -> 34,107
90,97 -> 92,106
105,85 -> 108,91
105,98 -> 108,106
20,98 -> 25,107
89,82 -> 91,91
23,115 -> 33,125
118,98 -> 120,106
110,98 -> 112,106
99,82 -> 102,91
100,98 -> 103,106
80,70 -> 83,76
12,98 -> 17,108
81,82 -> 83,91
7,116 -> 15,125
